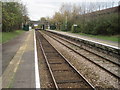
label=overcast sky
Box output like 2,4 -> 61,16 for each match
21,0 -> 119,21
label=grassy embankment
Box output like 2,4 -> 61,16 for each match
0,30 -> 25,44
78,33 -> 119,42
64,30 -> 119,43
68,13 -> 119,42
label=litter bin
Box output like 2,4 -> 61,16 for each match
50,25 -> 56,30
23,24 -> 29,31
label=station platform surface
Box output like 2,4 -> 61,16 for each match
47,30 -> 119,49
2,31 -> 28,73
2,30 -> 39,88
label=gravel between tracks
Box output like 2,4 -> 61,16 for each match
50,35 -> 119,77
36,35 -> 54,88
41,32 -> 119,89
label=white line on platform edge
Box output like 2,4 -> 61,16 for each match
48,30 -> 120,50
34,30 -> 41,89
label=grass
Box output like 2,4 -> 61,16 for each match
0,30 -> 25,44
65,31 -> 119,42
75,33 -> 119,42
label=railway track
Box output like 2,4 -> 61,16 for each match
36,31 -> 95,89
41,30 -> 120,79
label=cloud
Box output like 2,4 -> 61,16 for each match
21,0 -> 119,20
21,0 -> 66,20
25,1 -> 60,20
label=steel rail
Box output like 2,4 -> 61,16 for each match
46,30 -> 120,50
36,31 -> 59,90
38,31 -> 95,89
42,31 -> 120,79
46,31 -> 120,67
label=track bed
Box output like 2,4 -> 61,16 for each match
36,31 -> 94,89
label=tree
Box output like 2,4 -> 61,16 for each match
2,1 -> 28,32
0,1 -> 1,21
40,17 -> 46,21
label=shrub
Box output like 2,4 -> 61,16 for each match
2,2 -> 28,32
50,25 -> 56,30
71,24 -> 81,33
82,13 -> 119,35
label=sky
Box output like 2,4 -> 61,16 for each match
21,0 -> 120,21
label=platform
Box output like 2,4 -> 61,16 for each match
47,30 -> 119,49
2,30 -> 40,88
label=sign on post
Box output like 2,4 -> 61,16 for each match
73,24 -> 77,27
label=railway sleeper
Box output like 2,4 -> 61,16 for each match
49,62 -> 63,64
46,55 -> 61,59
58,83 -> 92,88
56,80 -> 84,84
52,69 -> 72,72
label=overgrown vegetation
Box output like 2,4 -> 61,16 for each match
46,2 -> 119,36
2,1 -> 29,32
78,33 -> 119,42
80,13 -> 119,35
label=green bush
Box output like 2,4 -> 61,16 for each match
107,13 -> 119,35
84,20 -> 96,34
81,13 -> 119,35
71,25 -> 81,33
50,24 -> 56,30
2,2 -> 28,32
60,24 -> 65,31
93,20 -> 110,35
67,22 -> 72,31
57,11 -> 119,36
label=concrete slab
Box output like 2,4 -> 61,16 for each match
2,32 -> 29,88
2,30 -> 38,88
47,30 -> 119,49
12,30 -> 35,88
2,32 -> 28,73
